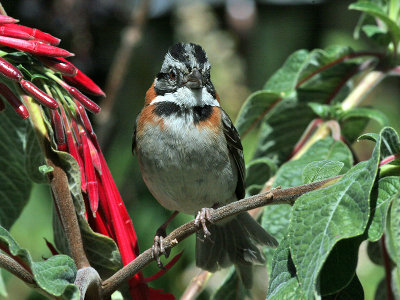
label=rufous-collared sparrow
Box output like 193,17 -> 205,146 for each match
132,42 -> 278,288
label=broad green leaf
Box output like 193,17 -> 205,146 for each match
368,176 -> 400,241
25,126 -> 47,184
245,157 -> 277,195
275,138 -> 352,189
252,46 -> 368,163
211,269 -> 247,300
350,2 -> 400,46
262,138 -> 352,270
339,107 -> 389,126
32,255 -> 78,298
302,160 -> 344,184
385,187 -> 400,270
264,49 -> 310,92
0,225 -> 80,299
288,132 -> 381,298
362,24 -> 392,46
235,91 -> 281,136
393,267 -> 400,300
266,237 -> 303,300
0,101 -> 33,229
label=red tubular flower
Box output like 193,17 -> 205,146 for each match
68,86 -> 100,114
0,82 -> 29,119
3,24 -> 60,45
0,25 -> 32,40
0,16 -> 18,24
50,109 -> 66,150
20,79 -> 58,109
39,57 -> 78,77
62,68 -> 106,97
0,36 -> 72,57
0,56 -> 22,81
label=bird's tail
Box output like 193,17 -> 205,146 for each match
195,212 -> 278,289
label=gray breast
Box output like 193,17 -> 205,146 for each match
136,111 -> 238,214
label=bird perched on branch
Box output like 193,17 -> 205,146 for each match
132,42 -> 278,288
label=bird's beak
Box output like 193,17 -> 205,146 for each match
184,68 -> 202,89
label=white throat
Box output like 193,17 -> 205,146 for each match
150,86 -> 220,107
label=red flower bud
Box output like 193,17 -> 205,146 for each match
0,82 -> 29,119
75,100 -> 94,134
80,128 -> 99,216
20,79 -> 58,109
3,24 -> 60,45
50,109 -> 66,147
62,65 -> 105,97
0,25 -> 32,40
68,86 -> 100,114
39,56 -> 77,77
0,36 -> 72,57
0,56 -> 22,81
0,16 -> 18,24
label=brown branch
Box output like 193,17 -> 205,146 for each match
180,270 -> 211,300
96,0 -> 150,144
101,176 -> 341,297
23,96 -> 90,270
0,253 -> 34,285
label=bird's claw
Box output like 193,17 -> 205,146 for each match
152,228 -> 170,269
194,208 -> 213,239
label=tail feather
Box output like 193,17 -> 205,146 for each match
196,212 -> 278,289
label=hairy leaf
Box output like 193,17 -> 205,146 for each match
0,225 -> 79,298
368,176 -> 400,242
0,101 -> 33,229
266,237 -> 302,299
302,160 -> 344,184
288,131 -> 381,298
339,107 -> 389,126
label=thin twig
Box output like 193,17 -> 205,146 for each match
180,270 -> 212,300
101,176 -> 341,297
96,0 -> 150,144
0,253 -> 34,285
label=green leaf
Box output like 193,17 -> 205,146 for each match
264,49 -> 310,92
0,100 -> 33,229
339,107 -> 389,126
211,268 -> 247,300
245,157 -> 277,195
362,24 -> 392,46
385,186 -> 400,268
235,91 -> 281,136
262,138 -> 352,271
25,125 -> 47,184
368,176 -> 400,241
267,237 -> 303,300
251,46 -> 368,163
302,160 -> 344,184
308,102 -> 341,119
275,138 -> 352,189
288,132 -> 381,298
32,255 -> 78,298
350,2 -> 400,46
0,225 -> 80,299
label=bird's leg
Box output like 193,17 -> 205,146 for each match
152,210 -> 179,268
194,207 -> 214,239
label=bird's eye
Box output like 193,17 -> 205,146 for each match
169,70 -> 176,80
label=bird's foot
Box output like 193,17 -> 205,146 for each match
152,227 -> 170,269
194,208 -> 213,239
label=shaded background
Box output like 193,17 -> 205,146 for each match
2,0 -> 399,299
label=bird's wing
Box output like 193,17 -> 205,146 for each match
221,108 -> 245,199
